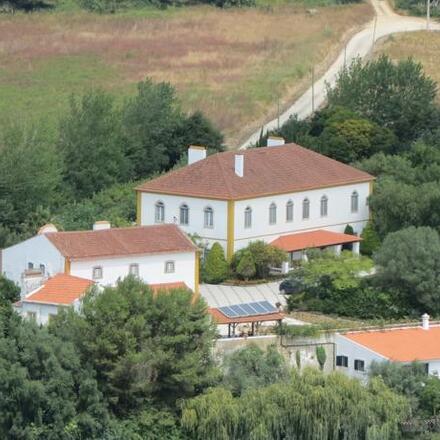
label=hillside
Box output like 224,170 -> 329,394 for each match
0,2 -> 373,144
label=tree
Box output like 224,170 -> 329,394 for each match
236,251 -> 256,280
121,79 -> 183,180
0,276 -> 19,306
360,221 -> 381,256
54,181 -> 136,231
203,243 -> 229,284
315,346 -> 326,371
318,116 -> 396,163
369,361 -> 432,416
232,241 -> 286,280
222,345 -> 289,396
59,90 -> 129,199
374,226 -> 440,314
0,123 -> 61,238
327,56 -> 438,142
182,369 -> 409,440
51,276 -> 218,415
0,313 -> 109,439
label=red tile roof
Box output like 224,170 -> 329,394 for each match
209,308 -> 284,324
137,144 -> 374,200
343,326 -> 440,362
45,224 -> 196,259
271,229 -> 361,252
24,274 -> 94,305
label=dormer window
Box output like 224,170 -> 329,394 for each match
155,201 -> 165,223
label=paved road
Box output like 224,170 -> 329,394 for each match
240,0 -> 440,148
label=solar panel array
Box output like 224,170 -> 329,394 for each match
218,301 -> 278,319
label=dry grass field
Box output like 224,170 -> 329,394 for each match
0,2 -> 373,144
374,31 -> 440,102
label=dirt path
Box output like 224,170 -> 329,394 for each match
240,0 -> 440,148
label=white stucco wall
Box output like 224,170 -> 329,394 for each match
21,302 -> 62,326
140,181 -> 370,256
1,235 -> 65,293
140,193 -> 228,250
70,251 -> 196,291
335,334 -> 387,381
233,182 -> 370,252
428,360 -> 440,376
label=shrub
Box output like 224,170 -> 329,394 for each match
203,242 -> 229,284
236,251 -> 256,280
316,346 -> 327,370
232,241 -> 287,280
360,221 -> 381,256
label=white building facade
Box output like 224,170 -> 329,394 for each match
137,142 -> 374,259
1,223 -> 198,297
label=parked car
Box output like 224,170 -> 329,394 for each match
279,278 -> 302,295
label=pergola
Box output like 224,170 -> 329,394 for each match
209,307 -> 284,338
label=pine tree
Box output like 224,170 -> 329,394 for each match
203,243 -> 229,284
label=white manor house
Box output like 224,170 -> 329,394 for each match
136,139 -> 374,260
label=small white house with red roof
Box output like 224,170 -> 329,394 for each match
1,222 -> 199,300
15,273 -> 94,325
335,314 -> 440,380
136,140 -> 373,260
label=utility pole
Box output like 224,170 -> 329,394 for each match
311,66 -> 315,113
427,0 -> 431,30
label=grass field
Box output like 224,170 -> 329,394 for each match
374,31 -> 440,101
0,2 -> 373,144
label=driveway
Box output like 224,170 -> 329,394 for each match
240,0 -> 440,148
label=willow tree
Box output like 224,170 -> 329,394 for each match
181,368 -> 409,440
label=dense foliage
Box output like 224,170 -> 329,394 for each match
221,344 -> 289,396
181,368 -> 409,440
395,0 -> 440,17
231,241 -> 287,280
0,79 -> 223,247
0,277 -> 219,439
202,242 -> 229,284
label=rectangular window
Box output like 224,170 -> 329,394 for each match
354,359 -> 365,372
129,263 -> 139,277
336,355 -> 348,367
39,264 -> 46,275
244,209 -> 252,229
204,209 -> 214,228
92,266 -> 103,280
27,311 -> 36,321
286,202 -> 293,222
28,262 -> 34,270
165,261 -> 175,274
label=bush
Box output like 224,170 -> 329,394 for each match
202,242 -> 229,284
360,221 -> 381,256
232,241 -> 286,280
236,251 -> 256,280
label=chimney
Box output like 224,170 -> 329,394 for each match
235,154 -> 244,177
38,223 -> 58,234
93,221 -> 111,231
267,136 -> 285,147
188,146 -> 207,165
422,313 -> 430,330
